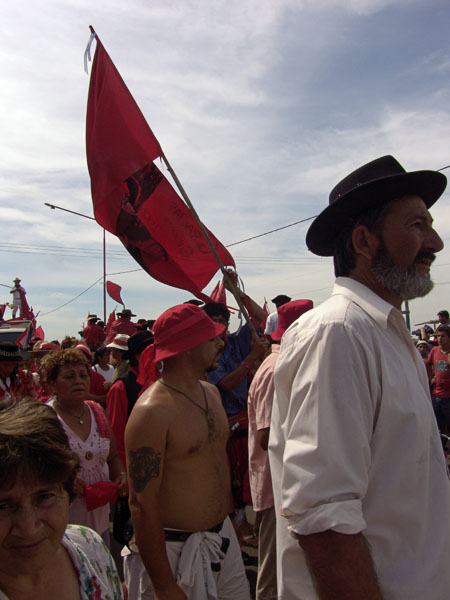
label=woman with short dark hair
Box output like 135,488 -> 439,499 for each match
0,400 -> 123,599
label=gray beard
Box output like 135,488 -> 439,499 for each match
371,246 -> 434,300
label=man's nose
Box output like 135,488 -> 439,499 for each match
427,227 -> 444,253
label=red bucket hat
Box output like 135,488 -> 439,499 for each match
271,299 -> 314,343
138,304 -> 225,389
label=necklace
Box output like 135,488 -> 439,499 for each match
55,399 -> 86,425
159,380 -> 216,442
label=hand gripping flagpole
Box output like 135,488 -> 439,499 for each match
161,152 -> 259,337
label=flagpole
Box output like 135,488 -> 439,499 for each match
161,152 -> 258,337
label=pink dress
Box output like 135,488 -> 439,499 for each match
57,403 -> 111,535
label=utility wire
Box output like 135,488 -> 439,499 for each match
39,276 -> 104,316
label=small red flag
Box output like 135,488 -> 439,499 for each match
261,300 -> 269,330
106,281 -> 124,305
35,326 -> 45,341
106,310 -> 116,335
210,280 -> 226,305
86,31 -> 234,302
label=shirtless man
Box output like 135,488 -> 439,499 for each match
124,304 -> 251,600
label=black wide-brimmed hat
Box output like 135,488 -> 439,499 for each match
306,155 -> 447,257
0,342 -> 22,362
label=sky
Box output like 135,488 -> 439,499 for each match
2,0 -> 450,341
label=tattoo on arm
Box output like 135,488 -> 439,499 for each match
129,446 -> 162,493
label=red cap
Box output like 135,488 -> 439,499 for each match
76,343 -> 91,359
138,304 -> 226,389
271,299 -> 313,342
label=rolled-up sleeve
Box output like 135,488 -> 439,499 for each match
275,321 -> 379,537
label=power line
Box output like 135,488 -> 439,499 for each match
39,276 -> 104,316
225,216 -> 316,247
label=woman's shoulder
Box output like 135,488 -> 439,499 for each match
63,525 -> 124,598
64,523 -> 104,545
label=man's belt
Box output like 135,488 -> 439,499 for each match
164,520 -> 224,542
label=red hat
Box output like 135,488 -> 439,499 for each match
76,342 -> 92,359
138,304 -> 225,389
271,299 -> 313,343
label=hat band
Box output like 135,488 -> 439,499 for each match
0,350 -> 20,358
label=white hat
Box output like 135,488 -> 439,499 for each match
106,334 -> 130,351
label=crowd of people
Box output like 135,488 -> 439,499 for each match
1,154 -> 450,599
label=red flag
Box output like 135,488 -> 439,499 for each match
261,300 -> 269,330
106,281 -> 124,305
210,280 -> 226,305
86,32 -> 234,302
15,328 -> 28,349
106,310 -> 116,335
35,326 -> 45,341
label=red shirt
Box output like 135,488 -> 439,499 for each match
429,346 -> 450,397
105,319 -> 137,345
83,323 -> 106,345
89,369 -> 106,396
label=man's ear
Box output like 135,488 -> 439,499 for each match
351,225 -> 379,261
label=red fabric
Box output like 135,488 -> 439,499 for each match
429,346 -> 450,397
261,300 -> 269,330
84,481 -> 118,511
18,287 -> 33,320
106,281 -> 124,305
227,410 -> 251,508
86,400 -> 110,438
106,311 -> 116,336
89,370 -> 106,396
210,279 -> 226,304
35,326 -> 45,340
83,323 -> 106,345
107,379 -> 128,467
86,34 -> 235,302
105,318 -> 137,345
137,305 -> 225,391
15,328 -> 28,349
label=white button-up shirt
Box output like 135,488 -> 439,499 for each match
269,277 -> 450,600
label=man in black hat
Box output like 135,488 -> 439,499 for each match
269,155 -> 450,600
105,308 -> 137,345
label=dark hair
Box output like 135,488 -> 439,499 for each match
436,325 -> 450,337
0,400 -> 79,500
203,302 -> 230,323
438,310 -> 449,318
333,201 -> 392,277
94,347 -> 110,363
40,348 -> 90,384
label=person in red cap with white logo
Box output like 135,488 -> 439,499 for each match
124,304 -> 251,600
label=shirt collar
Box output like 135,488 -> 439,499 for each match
332,277 -> 398,329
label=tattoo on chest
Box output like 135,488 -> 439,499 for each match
129,446 -> 162,493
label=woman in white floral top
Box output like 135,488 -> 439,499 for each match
0,400 -> 123,600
